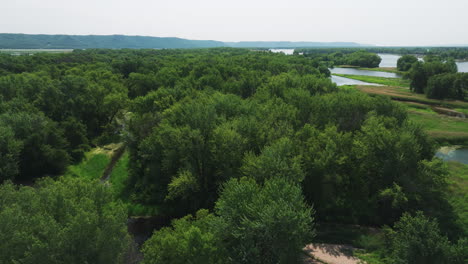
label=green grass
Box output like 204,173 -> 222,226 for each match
333,74 -> 410,87
65,151 -> 110,180
335,65 -> 403,74
109,151 -> 129,197
408,110 -> 468,142
359,67 -> 404,74
354,250 -> 389,264
107,150 -> 161,216
446,161 -> 468,235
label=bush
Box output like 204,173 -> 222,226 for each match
141,210 -> 225,264
397,55 -> 418,71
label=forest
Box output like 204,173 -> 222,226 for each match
0,48 -> 467,264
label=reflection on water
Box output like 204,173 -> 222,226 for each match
456,62 -> 468,73
378,54 -> 401,68
330,67 -> 400,78
378,53 -> 468,73
270,49 -> 294,55
435,148 -> 468,164
331,75 -> 382,86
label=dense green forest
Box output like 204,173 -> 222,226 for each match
0,48 -> 466,263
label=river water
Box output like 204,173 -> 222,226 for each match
270,49 -> 295,55
435,148 -> 468,164
330,75 -> 382,86
377,53 -> 468,72
330,67 -> 400,78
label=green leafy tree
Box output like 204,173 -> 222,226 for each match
141,210 -> 225,264
0,126 -> 22,182
0,111 -> 70,181
397,55 -> 418,71
216,177 -> 314,264
0,177 -> 130,264
386,212 -> 465,264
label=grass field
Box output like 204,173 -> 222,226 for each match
336,65 -> 403,74
341,83 -> 468,143
333,74 -> 410,87
109,151 -> 129,197
65,151 -> 110,180
407,105 -> 468,143
65,146 -> 158,216
446,161 -> 468,235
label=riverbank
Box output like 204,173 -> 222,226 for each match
333,74 -> 409,87
336,65 -> 403,74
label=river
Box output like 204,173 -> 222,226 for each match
330,67 -> 400,78
270,49 -> 295,55
330,75 -> 382,86
435,147 -> 468,165
377,53 -> 468,72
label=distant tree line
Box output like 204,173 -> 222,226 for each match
300,50 -> 381,67
398,55 -> 468,100
296,47 -> 468,60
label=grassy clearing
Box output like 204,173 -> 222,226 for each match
346,84 -> 468,143
359,67 -> 403,74
336,65 -> 403,74
109,151 -> 129,197
66,146 -> 159,216
333,74 -> 410,87
65,151 -> 110,180
108,150 -> 160,216
408,110 -> 468,143
355,85 -> 468,109
446,161 -> 468,235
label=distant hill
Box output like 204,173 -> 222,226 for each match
0,34 -> 225,49
0,34 -> 367,49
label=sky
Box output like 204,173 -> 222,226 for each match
2,0 -> 468,46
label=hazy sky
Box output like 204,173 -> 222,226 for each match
2,0 -> 468,46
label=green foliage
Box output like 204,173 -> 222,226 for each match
141,210 -> 225,264
241,137 -> 304,183
0,177 -> 130,264
397,55 -> 418,71
143,178 -> 314,264
346,51 -> 382,68
385,212 -> 465,264
302,50 -> 381,68
426,72 -> 468,100
0,126 -> 22,182
0,111 -> 70,181
215,177 -> 314,264
408,59 -> 458,94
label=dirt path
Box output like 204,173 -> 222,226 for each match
303,243 -> 363,264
